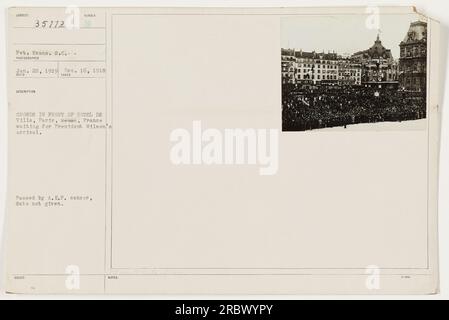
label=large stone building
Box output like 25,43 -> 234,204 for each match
295,50 -> 339,84
338,59 -> 362,86
399,21 -> 427,92
281,49 -> 361,86
351,34 -> 398,87
281,49 -> 297,84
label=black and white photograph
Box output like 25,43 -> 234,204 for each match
1,1 -> 449,303
281,15 -> 428,131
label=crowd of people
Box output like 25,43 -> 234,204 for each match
282,85 -> 427,131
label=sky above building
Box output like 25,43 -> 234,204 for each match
281,13 -> 426,60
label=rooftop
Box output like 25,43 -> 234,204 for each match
401,21 -> 427,44
352,34 -> 393,60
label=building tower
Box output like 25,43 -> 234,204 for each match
399,21 -> 427,92
351,34 -> 397,87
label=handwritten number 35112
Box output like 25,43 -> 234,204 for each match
34,20 -> 65,29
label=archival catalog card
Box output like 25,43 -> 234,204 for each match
4,6 -> 440,294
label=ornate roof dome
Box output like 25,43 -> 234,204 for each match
352,34 -> 393,60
